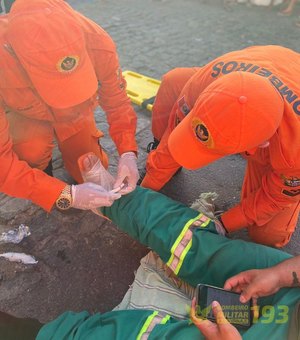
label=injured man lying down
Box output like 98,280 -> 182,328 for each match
1,153 -> 300,340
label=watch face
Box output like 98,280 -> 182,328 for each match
57,197 -> 71,210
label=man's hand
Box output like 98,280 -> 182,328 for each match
78,152 -> 115,190
224,268 -> 281,303
190,298 -> 241,340
113,152 -> 139,194
71,182 -> 121,210
79,153 -> 107,184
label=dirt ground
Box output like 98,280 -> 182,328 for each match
0,0 -> 299,325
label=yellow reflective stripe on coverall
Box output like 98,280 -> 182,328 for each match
137,311 -> 170,340
167,213 -> 210,274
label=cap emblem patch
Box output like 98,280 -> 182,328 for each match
195,123 -> 209,142
57,56 -> 79,73
192,118 -> 214,148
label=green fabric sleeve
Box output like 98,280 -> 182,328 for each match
37,311 -> 89,339
36,310 -> 156,340
102,186 -> 199,265
36,187 -> 300,340
101,187 -> 300,340
102,187 -> 291,288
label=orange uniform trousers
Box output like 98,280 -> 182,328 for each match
148,68 -> 300,247
8,112 -> 108,184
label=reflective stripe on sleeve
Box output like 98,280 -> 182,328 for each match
166,213 -> 210,275
136,311 -> 171,340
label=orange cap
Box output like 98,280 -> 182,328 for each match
168,72 -> 284,169
6,2 -> 98,109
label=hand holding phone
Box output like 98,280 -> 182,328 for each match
190,297 -> 242,340
224,268 -> 281,303
196,284 -> 253,328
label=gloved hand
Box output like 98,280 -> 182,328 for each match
80,154 -> 104,184
71,182 -> 121,210
113,152 -> 139,194
78,152 -> 115,191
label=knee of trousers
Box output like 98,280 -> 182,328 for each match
248,224 -> 295,248
248,202 -> 300,248
13,139 -> 53,170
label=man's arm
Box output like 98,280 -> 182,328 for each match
190,255 -> 300,339
87,32 -> 139,193
141,124 -> 182,191
142,64 -> 219,191
224,255 -> 300,303
222,167 -> 300,232
0,104 -> 66,211
274,255 -> 300,288
91,35 -> 138,155
101,186 -> 291,288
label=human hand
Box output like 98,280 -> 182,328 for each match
224,268 -> 281,303
190,298 -> 241,340
77,153 -> 115,191
79,153 -> 105,184
113,152 -> 139,194
71,182 -> 121,210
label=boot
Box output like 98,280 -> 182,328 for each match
146,137 -> 160,153
137,138 -> 160,185
43,159 -> 53,177
137,138 -> 182,186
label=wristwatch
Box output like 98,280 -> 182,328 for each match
56,185 -> 72,210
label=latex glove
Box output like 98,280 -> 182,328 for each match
78,152 -> 115,191
113,152 -> 139,194
71,182 -> 121,210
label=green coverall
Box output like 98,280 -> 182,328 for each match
35,187 -> 300,339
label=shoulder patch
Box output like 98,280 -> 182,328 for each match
178,96 -> 190,116
281,175 -> 300,188
282,189 -> 300,197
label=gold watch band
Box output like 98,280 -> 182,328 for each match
61,185 -> 71,196
56,185 -> 72,210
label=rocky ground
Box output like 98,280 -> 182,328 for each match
0,0 -> 299,324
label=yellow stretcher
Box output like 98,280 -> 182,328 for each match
122,70 -> 161,111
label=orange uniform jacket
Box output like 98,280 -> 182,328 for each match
143,46 -> 300,231
0,1 -> 137,211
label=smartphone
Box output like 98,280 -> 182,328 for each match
196,284 -> 253,328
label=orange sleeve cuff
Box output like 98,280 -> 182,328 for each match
141,174 -> 164,191
221,204 -> 249,233
31,176 -> 66,212
114,133 -> 138,156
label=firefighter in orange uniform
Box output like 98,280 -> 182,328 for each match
0,0 -> 139,212
141,45 -> 300,247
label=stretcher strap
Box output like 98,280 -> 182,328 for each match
166,213 -> 210,275
137,311 -> 170,340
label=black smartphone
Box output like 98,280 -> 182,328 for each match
196,284 -> 253,328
